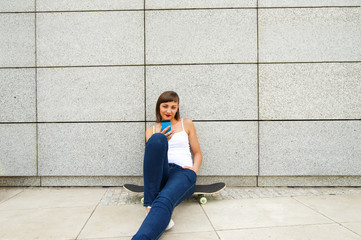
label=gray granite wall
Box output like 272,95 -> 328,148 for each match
1,0 -> 360,186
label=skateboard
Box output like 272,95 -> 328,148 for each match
123,182 -> 226,205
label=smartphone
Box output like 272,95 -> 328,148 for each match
161,120 -> 172,134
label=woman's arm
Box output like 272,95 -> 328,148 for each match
145,126 -> 153,142
184,118 -> 202,174
145,125 -> 175,143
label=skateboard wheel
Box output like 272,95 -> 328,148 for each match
141,197 -> 144,204
200,197 -> 207,205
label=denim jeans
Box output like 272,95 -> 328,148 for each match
132,133 -> 197,240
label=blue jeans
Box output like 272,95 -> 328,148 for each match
132,133 -> 197,240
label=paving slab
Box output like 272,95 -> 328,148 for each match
0,187 -> 106,210
78,238 -> 129,240
342,222 -> 361,236
294,194 -> 361,222
161,231 -> 219,240
202,197 -> 332,230
0,187 -> 25,203
217,223 -> 361,240
164,202 -> 214,234
1,187 -> 361,240
78,238 -> 130,240
78,205 -> 144,239
0,207 -> 93,240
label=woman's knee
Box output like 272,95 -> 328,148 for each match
147,133 -> 168,148
183,169 -> 197,185
152,195 -> 174,213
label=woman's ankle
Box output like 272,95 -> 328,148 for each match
145,206 -> 151,214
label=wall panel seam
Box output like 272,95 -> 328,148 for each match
1,119 -> 361,125
34,0 -> 39,180
257,0 -> 260,186
1,6 -> 359,14
1,61 -> 360,70
143,0 -> 147,139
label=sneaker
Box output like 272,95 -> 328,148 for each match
165,219 -> 174,231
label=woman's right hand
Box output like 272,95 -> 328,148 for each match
161,126 -> 175,141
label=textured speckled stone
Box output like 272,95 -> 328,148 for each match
0,13 -> 35,67
37,0 -> 143,11
0,124 -> 37,176
0,0 -> 34,12
144,121 -> 258,176
0,69 -> 36,122
195,121 -> 258,176
38,123 -> 145,176
146,0 -> 257,9
37,11 -> 144,66
146,9 -> 257,64
146,64 -> 258,121
259,176 -> 361,187
259,8 -> 361,62
259,121 -> 361,176
0,177 -> 40,187
259,63 -> 361,120
7,176 -> 257,186
3,176 -> 361,187
37,66 -> 144,122
259,0 -> 360,7
40,176 -> 143,186
143,123 -> 258,178
197,176 -> 257,186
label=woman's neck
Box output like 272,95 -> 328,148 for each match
170,118 -> 180,125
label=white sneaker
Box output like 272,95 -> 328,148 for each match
165,219 -> 174,231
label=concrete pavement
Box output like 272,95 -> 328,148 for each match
1,187 -> 361,240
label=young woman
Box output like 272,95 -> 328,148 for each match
132,91 -> 202,240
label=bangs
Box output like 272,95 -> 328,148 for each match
158,91 -> 179,104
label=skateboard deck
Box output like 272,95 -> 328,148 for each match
124,182 -> 226,204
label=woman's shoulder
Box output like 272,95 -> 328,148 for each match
182,118 -> 195,134
183,118 -> 193,125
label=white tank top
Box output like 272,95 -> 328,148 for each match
153,119 -> 193,168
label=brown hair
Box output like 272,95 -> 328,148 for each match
155,91 -> 180,122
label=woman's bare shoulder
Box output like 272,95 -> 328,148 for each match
183,118 -> 194,125
183,118 -> 195,134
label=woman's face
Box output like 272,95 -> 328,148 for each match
159,101 -> 179,121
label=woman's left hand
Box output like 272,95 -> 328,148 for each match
183,166 -> 198,175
